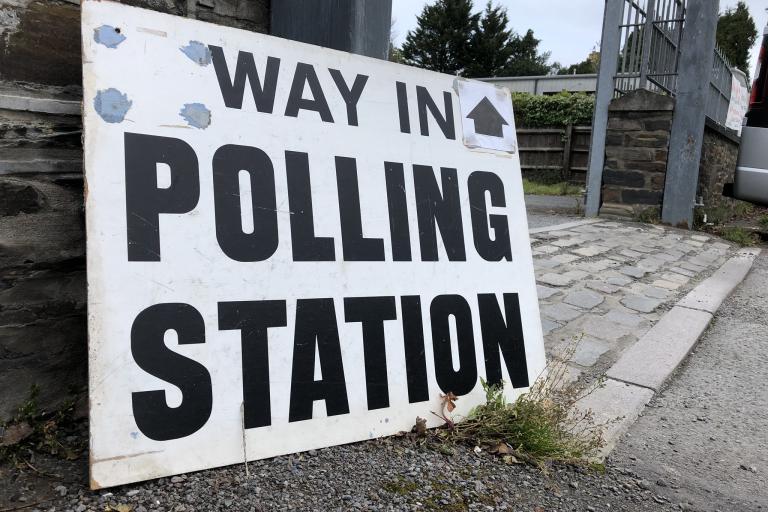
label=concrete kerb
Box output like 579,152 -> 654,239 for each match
528,218 -> 600,235
576,247 -> 761,457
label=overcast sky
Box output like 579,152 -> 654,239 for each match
391,0 -> 767,78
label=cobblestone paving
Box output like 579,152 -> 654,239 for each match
531,221 -> 734,381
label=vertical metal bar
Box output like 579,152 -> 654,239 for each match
562,124 -> 574,182
639,0 -> 656,88
661,0 -> 719,228
585,0 -> 624,217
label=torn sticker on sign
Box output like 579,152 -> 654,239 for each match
180,40 -> 212,66
94,24 -> 126,48
179,103 -> 211,129
94,88 -> 132,123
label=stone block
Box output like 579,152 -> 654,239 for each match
607,306 -> 713,391
607,117 -> 644,131
606,146 -> 656,162
563,290 -> 604,309
630,131 -> 670,149
643,119 -> 672,131
621,189 -> 663,205
575,379 -> 654,457
677,249 -> 759,314
570,337 -> 610,367
0,179 -> 46,216
621,294 -> 662,313
571,245 -> 609,257
538,273 -> 574,287
537,285 -> 560,299
586,280 -> 620,294
541,303 -> 582,322
603,169 -> 646,188
619,266 -> 647,278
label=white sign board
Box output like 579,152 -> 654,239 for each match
726,70 -> 749,135
82,0 -> 545,489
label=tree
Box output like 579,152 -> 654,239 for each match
717,1 -> 757,79
502,29 -> 551,77
464,2 -> 513,77
401,0 -> 553,78
557,49 -> 600,75
401,0 -> 479,75
388,18 -> 404,64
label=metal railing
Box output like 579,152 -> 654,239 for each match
613,0 -> 734,126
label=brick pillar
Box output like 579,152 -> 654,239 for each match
601,90 -> 675,217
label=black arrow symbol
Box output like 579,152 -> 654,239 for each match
467,97 -> 508,138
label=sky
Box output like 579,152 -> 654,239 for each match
391,0 -> 767,79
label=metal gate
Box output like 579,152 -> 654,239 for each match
612,0 -> 733,126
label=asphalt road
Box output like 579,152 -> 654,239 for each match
611,253 -> 768,511
526,211 -> 578,230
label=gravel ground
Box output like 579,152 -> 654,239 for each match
3,429 -> 686,512
610,252 -> 768,512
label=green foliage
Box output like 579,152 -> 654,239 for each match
464,2 -> 514,77
512,92 -> 594,128
400,0 -> 552,78
1,385 -> 84,464
759,215 -> 768,230
557,50 -> 600,76
440,339 -> 608,463
634,207 -> 661,224
522,179 -> 582,196
720,226 -> 759,246
717,1 -> 758,78
502,29 -> 551,77
401,0 -> 478,75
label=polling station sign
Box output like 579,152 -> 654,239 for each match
82,0 -> 546,488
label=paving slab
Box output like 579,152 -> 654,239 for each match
563,290 -> 604,309
620,295 -> 662,313
530,219 -> 741,387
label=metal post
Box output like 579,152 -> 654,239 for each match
584,0 -> 624,217
638,0 -> 656,89
271,0 -> 392,60
661,0 -> 719,228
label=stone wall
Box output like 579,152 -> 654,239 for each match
601,89 -> 674,217
0,0 -> 268,421
697,118 -> 740,213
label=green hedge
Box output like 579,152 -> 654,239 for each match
512,92 -> 594,128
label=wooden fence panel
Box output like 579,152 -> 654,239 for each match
517,125 -> 592,184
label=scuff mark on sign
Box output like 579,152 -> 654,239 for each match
94,24 -> 126,48
179,102 -> 211,129
180,40 -> 211,66
94,88 -> 132,123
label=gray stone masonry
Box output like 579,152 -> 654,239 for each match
532,220 -> 734,382
602,90 -> 674,217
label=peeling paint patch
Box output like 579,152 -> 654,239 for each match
180,40 -> 211,66
179,103 -> 211,129
94,25 -> 126,48
94,88 -> 132,123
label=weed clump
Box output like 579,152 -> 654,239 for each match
434,341 -> 607,464
720,226 -> 759,246
0,385 -> 85,466
522,179 -> 582,197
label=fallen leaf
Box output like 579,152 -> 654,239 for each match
414,417 -> 427,436
0,422 -> 33,447
441,392 -> 458,412
502,454 -> 521,464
